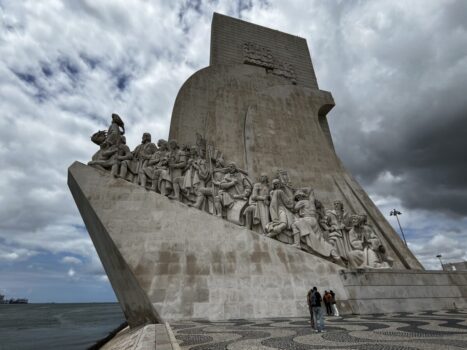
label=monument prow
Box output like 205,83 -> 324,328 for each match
68,162 -> 161,327
68,162 -> 353,322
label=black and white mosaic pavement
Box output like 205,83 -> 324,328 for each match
171,309 -> 467,349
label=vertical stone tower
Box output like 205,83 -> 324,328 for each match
170,13 -> 421,270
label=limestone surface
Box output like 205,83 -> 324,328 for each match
68,162 -> 467,327
169,13 -> 422,270
68,162 -> 350,322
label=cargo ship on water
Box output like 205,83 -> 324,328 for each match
0,294 -> 28,304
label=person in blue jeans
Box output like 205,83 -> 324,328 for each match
306,288 -> 315,329
310,286 -> 325,332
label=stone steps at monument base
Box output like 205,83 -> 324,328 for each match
339,269 -> 467,314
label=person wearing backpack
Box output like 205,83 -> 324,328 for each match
310,286 -> 325,332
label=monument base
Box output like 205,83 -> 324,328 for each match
68,162 -> 467,326
340,269 -> 467,314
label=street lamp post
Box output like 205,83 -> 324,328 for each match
390,209 -> 407,246
436,254 -> 444,270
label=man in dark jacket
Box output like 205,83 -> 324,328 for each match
306,289 -> 315,329
310,287 -> 325,332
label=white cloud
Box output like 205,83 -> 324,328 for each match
369,192 -> 467,269
61,256 -> 82,265
67,268 -> 75,277
97,275 -> 109,282
0,244 -> 38,262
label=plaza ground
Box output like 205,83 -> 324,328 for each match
171,309 -> 467,349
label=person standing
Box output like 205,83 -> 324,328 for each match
330,290 -> 339,316
310,287 -> 325,332
306,289 -> 315,329
323,291 -> 333,316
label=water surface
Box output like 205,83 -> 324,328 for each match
0,303 -> 124,350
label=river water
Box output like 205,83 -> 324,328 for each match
0,303 -> 125,350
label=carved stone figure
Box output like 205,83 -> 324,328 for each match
315,200 -> 331,236
90,133 -> 108,162
276,169 -> 294,198
346,214 -> 368,268
107,113 -> 125,146
120,133 -> 156,183
167,140 -> 187,201
326,200 -> 351,262
360,215 -> 393,268
88,139 -> 119,171
217,162 -> 252,224
111,136 -> 133,178
266,179 -> 294,244
91,130 -> 107,147
139,139 -> 168,190
291,189 -> 341,263
182,146 -> 209,200
244,173 -> 270,233
155,157 -> 172,196
189,157 -> 224,216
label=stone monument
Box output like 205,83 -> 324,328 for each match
68,13 -> 467,328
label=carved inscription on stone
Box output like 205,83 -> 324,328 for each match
89,114 -> 393,270
243,42 -> 275,68
243,42 -> 297,84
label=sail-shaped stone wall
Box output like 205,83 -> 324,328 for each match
169,13 -> 421,270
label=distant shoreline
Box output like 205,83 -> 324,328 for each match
0,301 -> 119,304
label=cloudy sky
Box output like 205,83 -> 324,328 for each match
1,0 -> 466,302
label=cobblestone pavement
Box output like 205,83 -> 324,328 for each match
171,309 -> 467,350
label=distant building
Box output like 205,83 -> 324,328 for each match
443,261 -> 467,271
0,294 -> 28,304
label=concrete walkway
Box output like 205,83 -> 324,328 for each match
171,309 -> 467,349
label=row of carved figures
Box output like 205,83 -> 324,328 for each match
89,114 -> 394,269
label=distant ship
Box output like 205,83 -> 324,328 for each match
0,294 -> 28,304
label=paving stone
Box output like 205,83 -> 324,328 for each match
171,309 -> 467,349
